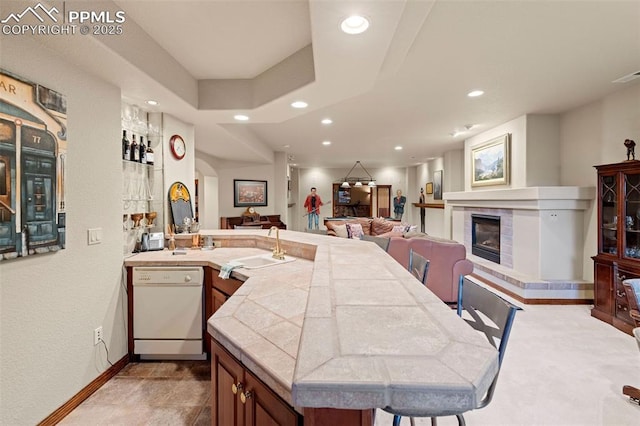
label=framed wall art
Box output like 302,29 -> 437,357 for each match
433,170 -> 443,200
0,70 -> 67,260
471,133 -> 510,187
234,179 -> 267,207
425,182 -> 433,195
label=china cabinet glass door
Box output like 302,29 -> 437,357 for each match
600,174 -> 617,255
624,173 -> 640,259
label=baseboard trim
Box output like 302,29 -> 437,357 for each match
38,355 -> 129,426
471,273 -> 593,305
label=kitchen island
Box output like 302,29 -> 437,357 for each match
125,229 -> 498,425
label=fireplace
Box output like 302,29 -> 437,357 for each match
472,214 -> 500,264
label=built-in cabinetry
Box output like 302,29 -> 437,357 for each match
592,160 -> 640,334
212,340 -> 301,426
332,184 -> 392,218
204,269 -> 244,354
220,215 -> 286,230
122,103 -> 163,255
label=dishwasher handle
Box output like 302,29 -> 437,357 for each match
132,281 -> 202,287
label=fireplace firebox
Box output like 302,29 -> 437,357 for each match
472,214 -> 500,264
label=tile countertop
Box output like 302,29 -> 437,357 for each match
124,229 -> 499,416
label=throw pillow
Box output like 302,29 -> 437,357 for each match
372,217 -> 395,235
332,223 -> 349,238
346,223 -> 364,239
353,217 -> 373,235
392,225 -> 406,233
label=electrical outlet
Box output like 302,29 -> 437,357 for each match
94,326 -> 103,346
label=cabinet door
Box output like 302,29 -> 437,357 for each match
212,341 -> 245,426
624,172 -> 640,259
244,369 -> 299,426
212,288 -> 229,315
599,172 -> 618,255
593,261 -> 613,315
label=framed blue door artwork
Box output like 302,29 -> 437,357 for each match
0,69 -> 67,260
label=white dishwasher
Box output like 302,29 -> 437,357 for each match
133,266 -> 205,360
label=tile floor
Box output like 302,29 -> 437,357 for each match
61,303 -> 640,425
59,361 -> 211,425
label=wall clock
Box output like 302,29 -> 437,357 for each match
170,135 -> 186,160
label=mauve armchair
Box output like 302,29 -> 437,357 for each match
387,236 -> 473,304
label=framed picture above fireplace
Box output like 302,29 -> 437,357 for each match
471,133 -> 510,187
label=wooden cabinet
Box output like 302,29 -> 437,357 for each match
220,215 -> 286,230
205,269 -> 244,354
592,161 -> 640,334
212,340 -> 301,426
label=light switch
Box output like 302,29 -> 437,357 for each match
88,228 -> 103,245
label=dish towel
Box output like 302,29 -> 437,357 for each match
218,262 -> 242,279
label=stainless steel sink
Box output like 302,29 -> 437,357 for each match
230,253 -> 296,269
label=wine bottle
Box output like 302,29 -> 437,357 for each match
130,134 -> 139,162
122,130 -> 130,161
146,140 -> 154,165
139,136 -> 146,164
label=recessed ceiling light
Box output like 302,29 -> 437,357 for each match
234,114 -> 249,121
146,100 -> 158,106
467,90 -> 484,97
395,146 -> 403,150
321,118 -> 333,125
283,144 -> 291,149
291,101 -> 308,109
341,15 -> 370,34
322,141 -> 331,146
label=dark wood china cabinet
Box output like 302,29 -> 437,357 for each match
592,161 -> 640,334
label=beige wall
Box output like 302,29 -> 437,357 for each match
561,82 -> 640,280
1,37 -> 126,424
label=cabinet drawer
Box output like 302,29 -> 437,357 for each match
615,281 -> 629,303
212,274 -> 243,296
616,269 -> 638,324
615,300 -> 634,324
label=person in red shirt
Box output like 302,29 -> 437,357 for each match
304,187 -> 324,230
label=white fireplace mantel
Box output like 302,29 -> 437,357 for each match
446,186 -> 596,301
444,186 -> 595,210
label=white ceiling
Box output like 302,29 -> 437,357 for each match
53,1 -> 640,168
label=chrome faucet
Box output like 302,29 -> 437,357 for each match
268,226 -> 286,260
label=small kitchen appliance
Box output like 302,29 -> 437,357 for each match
147,232 -> 165,251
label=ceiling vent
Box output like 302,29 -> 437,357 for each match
612,71 -> 640,83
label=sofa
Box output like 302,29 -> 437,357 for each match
386,235 -> 474,304
324,217 -> 406,238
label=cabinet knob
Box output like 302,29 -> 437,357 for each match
240,390 -> 252,404
618,304 -> 628,311
231,382 -> 243,395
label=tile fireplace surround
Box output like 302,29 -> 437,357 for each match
446,187 -> 595,302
